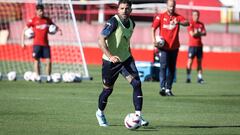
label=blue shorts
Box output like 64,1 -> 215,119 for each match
102,56 -> 140,87
188,46 -> 203,59
32,45 -> 51,59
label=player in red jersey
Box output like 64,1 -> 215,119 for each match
21,4 -> 62,82
186,10 -> 206,84
151,0 -> 189,96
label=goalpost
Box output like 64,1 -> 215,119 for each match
0,0 -> 91,81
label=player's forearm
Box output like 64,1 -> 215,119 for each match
151,28 -> 156,43
189,30 -> 195,37
179,20 -> 189,26
21,27 -> 28,47
192,31 -> 206,37
56,25 -> 62,35
98,36 -> 112,59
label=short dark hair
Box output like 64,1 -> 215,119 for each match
118,0 -> 132,7
36,4 -> 44,10
192,10 -> 200,15
167,0 -> 176,4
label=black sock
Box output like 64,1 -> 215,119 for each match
130,79 -> 143,111
186,68 -> 191,77
98,88 -> 113,111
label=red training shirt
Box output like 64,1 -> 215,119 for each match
152,11 -> 186,50
188,20 -> 206,47
27,16 -> 53,46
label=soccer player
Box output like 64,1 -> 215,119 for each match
151,0 -> 189,96
96,0 -> 149,127
186,10 -> 206,84
21,4 -> 62,82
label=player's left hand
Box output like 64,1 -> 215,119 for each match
58,29 -> 63,36
21,42 -> 26,49
154,42 -> 163,49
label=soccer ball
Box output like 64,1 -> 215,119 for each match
7,71 -> 17,81
48,24 -> 58,34
62,72 -> 69,82
30,72 -> 40,82
124,113 -> 141,130
74,73 -> 82,82
24,28 -> 34,39
24,71 -> 33,81
51,73 -> 62,83
62,72 -> 78,82
68,72 -> 76,82
156,35 -> 165,47
62,72 -> 75,82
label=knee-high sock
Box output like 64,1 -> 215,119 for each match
98,88 -> 113,111
130,79 -> 143,111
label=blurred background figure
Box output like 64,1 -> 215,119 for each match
21,4 -> 62,83
151,0 -> 189,96
186,10 -> 206,84
0,21 -> 9,45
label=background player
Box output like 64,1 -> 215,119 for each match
21,4 -> 62,82
96,0 -> 148,127
186,10 -> 206,84
151,0 -> 189,96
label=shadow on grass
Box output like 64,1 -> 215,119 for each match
154,125 -> 240,129
173,95 -> 240,97
105,124 -> 240,132
139,125 -> 240,131
110,124 -> 159,131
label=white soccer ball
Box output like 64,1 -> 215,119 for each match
62,72 -> 69,82
24,71 -> 33,81
51,73 -> 62,83
68,72 -> 76,82
30,72 -> 39,82
24,28 -> 34,39
48,24 -> 58,34
7,71 -> 17,81
156,35 -> 165,47
74,73 -> 82,82
62,72 -> 72,82
124,113 -> 141,130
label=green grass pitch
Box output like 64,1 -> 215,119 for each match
0,65 -> 240,135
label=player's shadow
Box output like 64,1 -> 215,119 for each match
111,124 -> 240,131
154,125 -> 240,129
174,94 -> 240,97
110,124 -> 159,131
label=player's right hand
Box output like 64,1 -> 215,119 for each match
153,41 -> 158,47
109,56 -> 121,63
154,42 -> 163,49
21,43 -> 25,48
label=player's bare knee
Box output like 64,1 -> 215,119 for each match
103,84 -> 113,89
125,75 -> 134,83
34,58 -> 40,62
45,59 -> 51,64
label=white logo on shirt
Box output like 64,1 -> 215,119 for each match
163,18 -> 177,30
163,23 -> 177,30
36,24 -> 48,30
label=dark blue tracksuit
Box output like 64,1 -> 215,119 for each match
159,49 -> 179,90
